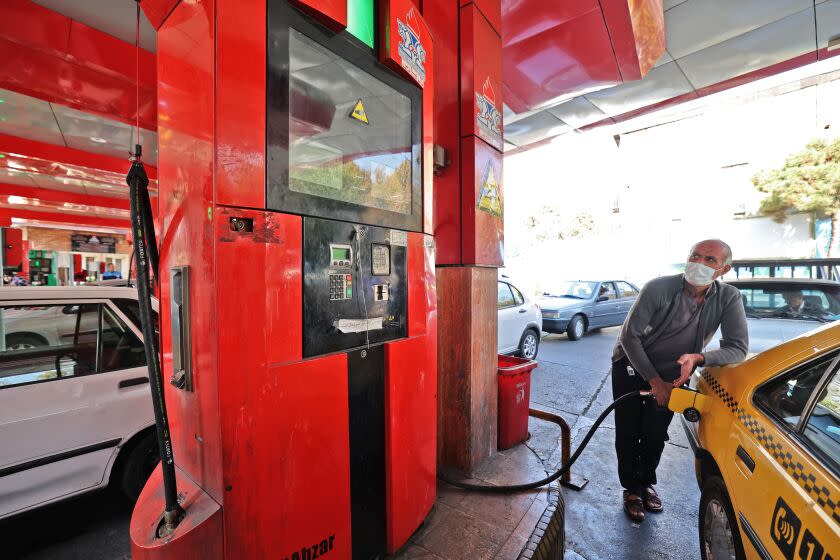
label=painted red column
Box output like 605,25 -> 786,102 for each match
427,0 -> 504,474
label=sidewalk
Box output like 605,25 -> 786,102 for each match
389,437 -> 565,560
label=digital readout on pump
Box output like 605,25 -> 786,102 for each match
330,244 -> 353,268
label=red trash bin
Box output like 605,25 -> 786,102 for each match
497,354 -> 537,450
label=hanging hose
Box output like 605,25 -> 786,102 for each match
127,152 -> 183,535
438,390 -> 652,493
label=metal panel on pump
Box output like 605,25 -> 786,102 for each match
267,1 -> 421,358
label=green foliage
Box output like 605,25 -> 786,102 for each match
526,208 -> 597,242
290,158 -> 412,214
751,137 -> 840,222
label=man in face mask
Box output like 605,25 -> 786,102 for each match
611,239 -> 748,522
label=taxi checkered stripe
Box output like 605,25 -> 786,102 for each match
701,371 -> 840,525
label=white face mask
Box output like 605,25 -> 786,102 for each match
684,261 -> 720,287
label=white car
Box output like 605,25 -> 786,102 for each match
0,287 -> 159,520
498,275 -> 543,360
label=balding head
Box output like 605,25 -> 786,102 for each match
690,239 -> 732,265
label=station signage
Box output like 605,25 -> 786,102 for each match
380,0 -> 430,88
71,234 -> 117,254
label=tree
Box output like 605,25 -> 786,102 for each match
525,207 -> 597,242
751,138 -> 840,256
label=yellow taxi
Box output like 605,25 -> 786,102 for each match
682,321 -> 840,560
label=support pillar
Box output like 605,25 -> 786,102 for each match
425,0 -> 504,474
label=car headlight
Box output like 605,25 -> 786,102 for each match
542,311 -> 561,319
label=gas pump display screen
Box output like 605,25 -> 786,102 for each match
267,2 -> 422,231
289,30 -> 412,215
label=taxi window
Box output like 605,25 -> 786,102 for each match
754,354 -> 836,428
802,370 -> 839,470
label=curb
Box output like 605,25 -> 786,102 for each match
518,483 -> 565,560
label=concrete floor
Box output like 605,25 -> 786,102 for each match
530,328 -> 701,560
0,326 -> 700,560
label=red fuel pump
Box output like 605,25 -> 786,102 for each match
130,1 -> 436,558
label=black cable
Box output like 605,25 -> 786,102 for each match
127,158 -> 182,530
438,390 -> 651,493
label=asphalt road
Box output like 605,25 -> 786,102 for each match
529,327 -> 701,560
0,327 -> 699,560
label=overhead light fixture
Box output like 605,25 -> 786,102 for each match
89,137 -> 107,144
829,35 -> 840,52
7,196 -> 27,205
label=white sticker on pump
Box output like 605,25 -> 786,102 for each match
389,230 -> 407,246
334,317 -> 384,333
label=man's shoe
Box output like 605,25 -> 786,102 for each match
623,491 -> 645,522
643,486 -> 663,513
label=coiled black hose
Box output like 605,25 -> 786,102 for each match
438,390 -> 651,493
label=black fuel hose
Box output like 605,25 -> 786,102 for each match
438,390 -> 652,493
127,156 -> 183,532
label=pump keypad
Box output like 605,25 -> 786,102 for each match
329,274 -> 353,301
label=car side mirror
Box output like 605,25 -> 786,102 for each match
597,296 -> 609,302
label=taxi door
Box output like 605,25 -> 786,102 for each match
725,352 -> 839,560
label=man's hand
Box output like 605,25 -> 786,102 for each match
648,377 -> 672,408
674,353 -> 705,387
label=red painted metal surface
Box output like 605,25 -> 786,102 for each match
215,0 -> 266,210
155,0 -> 223,505
137,2 -> 437,558
421,27 -> 435,235
423,0 -> 460,264
407,233 -> 426,336
461,137 -> 503,266
387,234 -> 437,551
0,184 -> 131,211
3,227 -> 23,267
502,1 -> 621,113
0,0 -> 157,130
140,0 -> 182,30
130,466 -> 224,560
601,0 -> 665,81
0,133 -> 157,180
291,0 -> 347,31
384,334 -> 437,553
380,0 -> 431,88
460,4 -> 503,151
0,207 -> 127,229
460,0 -> 501,36
220,356 -> 352,559
0,196 -> 128,219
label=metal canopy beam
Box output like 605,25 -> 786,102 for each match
0,0 -> 157,130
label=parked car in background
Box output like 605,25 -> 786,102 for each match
710,278 -> 840,353
498,275 -> 542,359
539,280 -> 639,340
0,287 -> 159,520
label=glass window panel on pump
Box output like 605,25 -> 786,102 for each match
288,29 -> 413,216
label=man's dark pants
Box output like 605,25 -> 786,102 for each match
611,357 -> 674,494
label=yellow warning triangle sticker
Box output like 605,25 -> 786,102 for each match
350,99 -> 369,125
477,164 -> 502,217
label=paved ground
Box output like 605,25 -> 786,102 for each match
0,327 -> 699,559
0,488 -> 132,560
530,327 -> 701,560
